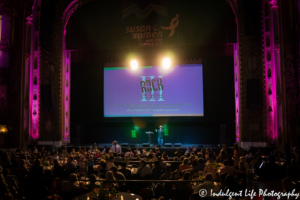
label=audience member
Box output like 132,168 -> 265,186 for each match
118,162 -> 132,180
193,174 -> 219,197
61,173 -> 79,195
157,156 -> 166,169
179,172 -> 193,199
151,161 -> 163,180
52,159 -> 64,178
137,160 -> 152,178
179,158 -> 191,172
64,157 -> 76,177
30,158 -> 44,177
52,151 -> 59,161
110,165 -> 126,180
84,174 -> 101,192
221,160 -> 237,176
215,150 -> 229,163
110,141 -> 122,154
225,174 -> 241,193
220,144 -> 227,154
203,163 -> 218,181
16,159 -> 30,176
160,165 -> 172,180
103,171 -> 116,189
106,156 -> 115,170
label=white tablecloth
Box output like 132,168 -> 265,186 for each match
117,192 -> 143,200
73,192 -> 143,200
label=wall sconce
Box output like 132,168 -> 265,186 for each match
0,125 -> 8,133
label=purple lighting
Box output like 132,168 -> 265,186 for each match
0,14 -> 10,68
63,50 -> 71,142
263,0 -> 279,140
29,0 -> 41,139
61,0 -> 82,143
234,44 -> 240,142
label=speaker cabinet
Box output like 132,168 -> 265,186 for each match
143,143 -> 150,147
122,143 -> 129,147
174,143 -> 181,147
165,143 -> 172,147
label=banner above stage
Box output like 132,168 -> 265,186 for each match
122,0 -> 180,47
122,0 -> 168,20
65,0 -> 237,51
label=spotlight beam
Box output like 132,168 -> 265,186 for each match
130,60 -> 138,70
162,58 -> 171,68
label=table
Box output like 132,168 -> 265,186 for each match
73,192 -> 142,200
43,165 -> 53,170
131,168 -> 138,175
72,193 -> 88,200
117,192 -> 143,200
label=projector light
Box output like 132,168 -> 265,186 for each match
130,60 -> 138,70
162,58 -> 171,68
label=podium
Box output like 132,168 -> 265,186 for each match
145,131 -> 153,144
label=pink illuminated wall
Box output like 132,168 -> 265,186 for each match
262,0 -> 280,140
61,0 -> 85,143
63,50 -> 71,142
0,13 -> 10,68
234,44 -> 240,142
29,0 -> 41,139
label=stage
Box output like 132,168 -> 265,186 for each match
60,143 -> 222,154
67,143 -> 218,148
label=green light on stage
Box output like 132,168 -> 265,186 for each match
131,130 -> 136,138
163,124 -> 168,136
134,125 -> 140,132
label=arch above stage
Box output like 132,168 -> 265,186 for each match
0,0 -> 295,149
34,0 -> 285,148
55,0 -> 241,145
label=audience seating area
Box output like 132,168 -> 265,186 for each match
0,143 -> 299,200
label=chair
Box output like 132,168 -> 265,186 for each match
50,179 -> 62,194
142,174 -> 152,180
139,188 -> 153,200
153,183 -> 166,199
131,164 -> 139,168
118,184 -> 129,192
191,193 -> 201,200
58,191 -> 73,200
74,187 -> 90,197
203,197 -> 219,200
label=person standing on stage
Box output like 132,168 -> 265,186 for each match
155,125 -> 164,146
110,141 -> 122,155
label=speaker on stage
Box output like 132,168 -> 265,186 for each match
174,143 -> 181,147
165,143 -> 172,147
122,143 -> 129,147
143,143 -> 150,147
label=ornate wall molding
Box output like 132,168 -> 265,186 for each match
29,0 -> 41,140
261,0 -> 282,142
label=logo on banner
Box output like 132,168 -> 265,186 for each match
125,14 -> 179,47
140,76 -> 164,101
161,14 -> 179,37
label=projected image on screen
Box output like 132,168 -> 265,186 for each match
104,64 -> 204,117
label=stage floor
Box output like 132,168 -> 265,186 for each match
67,143 -> 218,150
